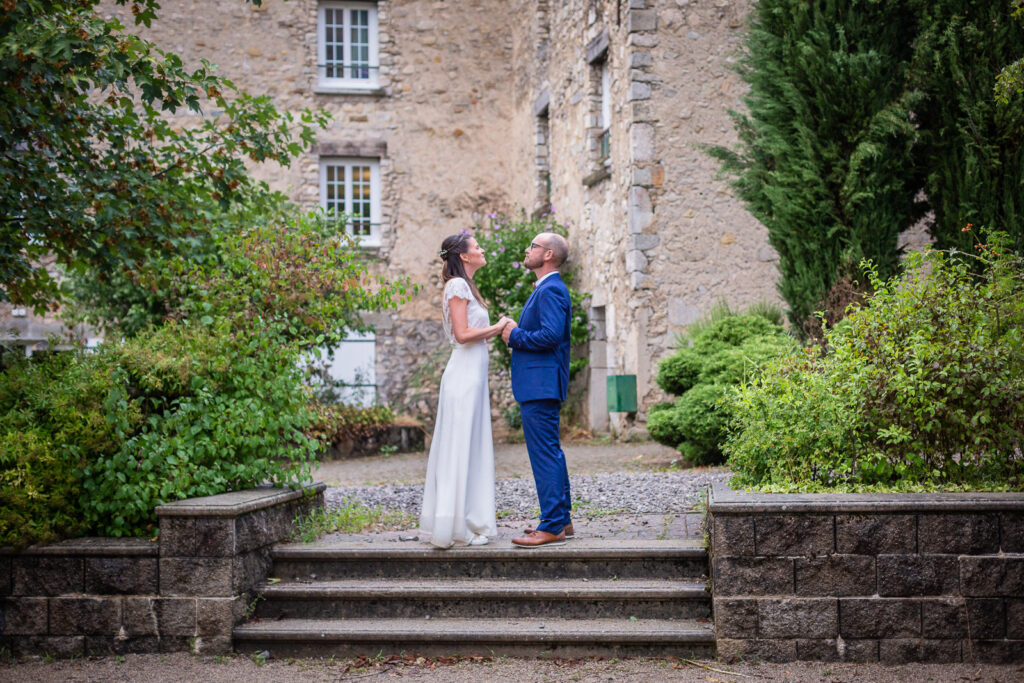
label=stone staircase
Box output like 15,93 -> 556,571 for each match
233,538 -> 714,658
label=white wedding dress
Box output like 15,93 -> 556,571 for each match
419,277 -> 498,548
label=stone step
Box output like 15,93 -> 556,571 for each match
271,538 -> 708,580
233,617 -> 716,658
253,577 -> 712,620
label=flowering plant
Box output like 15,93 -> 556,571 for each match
472,210 -> 589,379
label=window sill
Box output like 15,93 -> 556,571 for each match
313,85 -> 386,97
583,167 -> 611,187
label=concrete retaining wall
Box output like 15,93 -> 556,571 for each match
0,483 -> 324,657
708,481 -> 1024,663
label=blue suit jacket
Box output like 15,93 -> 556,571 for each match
509,272 -> 572,403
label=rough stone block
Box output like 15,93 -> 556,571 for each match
84,635 -> 160,656
836,514 -> 915,554
1007,598 -> 1024,638
194,635 -> 233,655
232,548 -> 273,594
85,557 -> 158,595
49,597 -> 120,636
629,124 -> 655,163
713,515 -> 755,556
196,518 -> 235,557
10,635 -> 84,658
838,639 -> 880,662
965,640 -> 1024,663
714,598 -> 757,638
0,557 -> 11,596
919,514 -> 999,554
877,554 -> 958,596
795,639 -> 841,662
1000,513 -> 1024,552
122,597 -> 159,637
629,81 -> 651,101
712,557 -> 793,596
880,639 -> 960,664
629,51 -> 653,68
627,9 -> 657,33
235,509 -> 274,554
629,233 -> 660,251
12,557 -> 83,596
156,635 -> 193,653
159,517 -> 196,557
716,638 -> 796,663
960,556 -> 1024,597
0,597 -> 48,635
159,558 -> 233,596
795,555 -> 875,596
758,598 -> 837,639
922,597 -> 1004,639
625,249 -> 648,273
155,597 -> 197,637
197,597 -> 245,637
839,599 -> 921,638
755,515 -> 833,556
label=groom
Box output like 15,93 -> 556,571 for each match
502,232 -> 574,548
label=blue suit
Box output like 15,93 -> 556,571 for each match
509,272 -> 572,534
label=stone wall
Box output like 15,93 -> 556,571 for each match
708,481 -> 1024,663
0,484 -> 324,657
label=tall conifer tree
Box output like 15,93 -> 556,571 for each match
911,0 -> 1024,253
712,0 -> 923,330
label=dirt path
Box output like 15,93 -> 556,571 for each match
5,651 -> 1020,681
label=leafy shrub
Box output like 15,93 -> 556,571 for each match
651,308 -> 794,465
307,403 -> 396,447
0,213 -> 414,546
472,210 -> 589,380
725,232 -> 1024,492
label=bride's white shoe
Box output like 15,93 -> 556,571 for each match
468,534 -> 490,546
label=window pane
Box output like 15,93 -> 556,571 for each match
351,165 -> 371,236
323,7 -> 344,79
350,9 -> 370,79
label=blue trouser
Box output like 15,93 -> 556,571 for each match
519,398 -> 571,534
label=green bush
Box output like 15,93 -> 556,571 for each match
0,213 -> 414,547
651,309 -> 794,465
725,232 -> 1024,492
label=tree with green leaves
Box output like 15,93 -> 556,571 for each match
0,0 -> 328,313
710,0 -> 924,332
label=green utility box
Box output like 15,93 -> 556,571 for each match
607,374 -> 637,413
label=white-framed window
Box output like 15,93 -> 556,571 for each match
319,157 -> 381,246
317,2 -> 379,89
326,332 -> 377,407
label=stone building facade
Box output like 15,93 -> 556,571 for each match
6,0 -> 780,432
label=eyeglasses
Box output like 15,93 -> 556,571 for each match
528,242 -> 549,251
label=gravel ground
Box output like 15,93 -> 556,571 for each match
327,469 -> 731,518
4,652 -> 1021,682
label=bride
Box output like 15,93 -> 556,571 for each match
419,232 -> 510,549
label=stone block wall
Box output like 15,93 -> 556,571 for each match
708,482 -> 1024,663
0,484 -> 324,657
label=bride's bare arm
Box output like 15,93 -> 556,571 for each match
450,297 -> 510,343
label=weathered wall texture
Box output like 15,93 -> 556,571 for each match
709,483 -> 1024,663
40,0 -> 784,431
0,485 -> 324,657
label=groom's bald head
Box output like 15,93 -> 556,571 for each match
537,232 -> 569,267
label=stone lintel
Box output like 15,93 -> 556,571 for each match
313,140 -> 388,158
533,88 -> 551,117
156,483 -> 326,519
585,28 -> 609,64
709,481 -> 1024,514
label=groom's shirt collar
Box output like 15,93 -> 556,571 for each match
533,271 -> 559,289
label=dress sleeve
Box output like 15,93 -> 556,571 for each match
444,277 -> 473,303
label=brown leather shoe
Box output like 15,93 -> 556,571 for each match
522,523 -> 574,539
511,529 -> 566,548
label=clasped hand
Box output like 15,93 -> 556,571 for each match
498,316 -> 518,344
